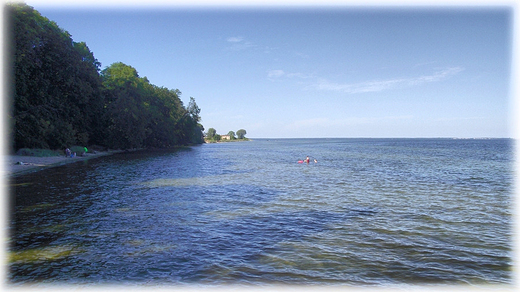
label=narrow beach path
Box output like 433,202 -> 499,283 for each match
2,151 -> 120,177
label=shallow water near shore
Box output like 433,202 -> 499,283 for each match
7,138 -> 514,286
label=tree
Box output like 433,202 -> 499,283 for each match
236,129 -> 247,139
191,123 -> 205,144
101,62 -> 204,148
187,97 -> 201,123
8,3 -> 205,151
206,128 -> 216,139
185,97 -> 204,144
101,63 -> 149,149
227,131 -> 236,140
144,85 -> 182,147
8,3 -> 103,150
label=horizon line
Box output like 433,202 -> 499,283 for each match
246,137 -> 513,139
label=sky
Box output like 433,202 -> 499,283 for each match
11,1 -> 517,138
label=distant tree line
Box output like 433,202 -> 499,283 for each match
6,3 -> 204,152
205,128 -> 247,142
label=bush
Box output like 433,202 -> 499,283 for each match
70,146 -> 87,155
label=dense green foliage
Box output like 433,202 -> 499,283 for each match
206,128 -> 216,139
7,3 -> 204,151
204,128 -> 247,143
236,129 -> 247,139
100,62 -> 203,148
15,148 -> 63,157
9,3 -> 102,150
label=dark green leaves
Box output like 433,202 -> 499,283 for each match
9,3 -> 204,151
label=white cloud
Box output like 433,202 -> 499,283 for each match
314,78 -> 402,93
268,70 -> 285,78
287,72 -> 313,79
267,70 -> 313,80
226,36 -> 243,43
268,66 -> 462,93
225,36 -> 255,51
312,67 -> 464,94
412,67 -> 464,84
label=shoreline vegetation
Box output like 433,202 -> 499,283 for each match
8,3 -> 205,158
204,138 -> 250,144
6,3 -> 247,179
5,135 -> 250,177
204,128 -> 248,143
4,136 -> 249,177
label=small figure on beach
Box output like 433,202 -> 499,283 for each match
305,156 -> 310,164
65,148 -> 71,157
314,159 -> 318,163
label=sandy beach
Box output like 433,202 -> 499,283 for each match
3,151 -> 121,177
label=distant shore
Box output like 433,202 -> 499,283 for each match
204,139 -> 251,143
3,150 -> 122,177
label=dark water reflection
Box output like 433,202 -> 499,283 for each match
7,139 -> 514,286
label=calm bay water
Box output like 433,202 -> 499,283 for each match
8,138 -> 514,286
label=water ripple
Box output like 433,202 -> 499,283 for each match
8,139 -> 513,286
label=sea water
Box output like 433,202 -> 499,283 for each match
7,138 -> 514,287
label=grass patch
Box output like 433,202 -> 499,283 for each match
15,146 -> 91,157
16,148 -> 63,157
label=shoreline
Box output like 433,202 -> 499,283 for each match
204,139 -> 251,144
3,150 -> 123,178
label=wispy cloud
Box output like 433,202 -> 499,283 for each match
411,67 -> 464,84
226,36 -> 243,43
267,69 -> 314,80
313,67 -> 464,94
226,36 -> 255,51
314,78 -> 401,93
268,70 -> 285,78
287,72 -> 313,79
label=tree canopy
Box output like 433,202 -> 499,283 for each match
9,3 -> 102,150
204,128 -> 248,143
206,128 -> 216,139
7,3 -> 204,151
227,131 -> 236,140
236,129 -> 247,139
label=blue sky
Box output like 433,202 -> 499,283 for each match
27,1 -> 514,138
